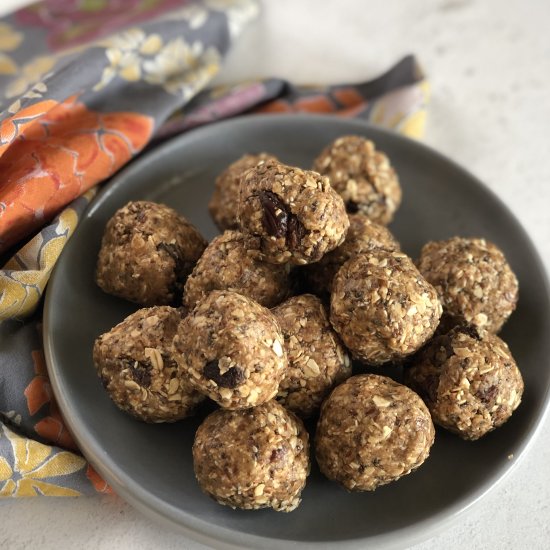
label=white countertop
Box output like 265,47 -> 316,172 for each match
1,0 -> 549,549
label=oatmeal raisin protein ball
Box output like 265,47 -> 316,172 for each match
404,326 -> 523,440
93,306 -> 204,423
304,213 -> 400,296
208,153 -> 278,231
330,250 -> 442,365
313,135 -> 402,225
316,374 -> 435,491
193,400 -> 310,512
238,160 -> 349,265
183,230 -> 291,310
96,201 -> 207,306
417,237 -> 518,333
173,290 -> 287,409
272,294 -> 352,417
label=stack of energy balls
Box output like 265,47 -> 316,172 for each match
93,135 -> 523,512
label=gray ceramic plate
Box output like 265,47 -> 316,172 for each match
44,114 -> 550,549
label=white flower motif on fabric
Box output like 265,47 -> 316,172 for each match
7,99 -> 21,114
93,29 -> 220,98
204,0 -> 260,39
143,39 -> 220,99
22,82 -> 48,101
93,29 -> 164,91
3,411 -> 22,426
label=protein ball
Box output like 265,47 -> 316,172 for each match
239,160 -> 349,265
313,135 -> 402,225
96,201 -> 207,306
173,290 -> 287,409
193,400 -> 310,512
272,294 -> 352,417
208,153 -> 278,231
304,213 -> 401,296
330,250 -> 442,365
93,306 -> 204,422
403,326 -> 523,440
183,230 -> 291,310
417,237 -> 518,333
316,374 -> 435,491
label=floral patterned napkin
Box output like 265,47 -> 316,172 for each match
0,0 -> 428,497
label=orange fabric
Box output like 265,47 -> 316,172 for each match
34,412 -> 77,451
86,465 -> 113,494
293,95 -> 335,113
24,348 -> 77,450
0,100 -> 59,156
0,96 -> 154,254
31,349 -> 47,375
332,87 -> 364,108
256,95 -> 337,114
24,377 -> 51,416
24,350 -> 51,416
254,99 -> 292,113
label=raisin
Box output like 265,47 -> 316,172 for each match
203,360 -> 245,388
135,209 -> 147,223
477,384 -> 498,404
454,324 -> 481,340
121,357 -> 152,388
259,191 -> 287,238
442,337 -> 455,360
423,374 -> 440,404
270,448 -> 286,462
158,242 -> 195,303
287,215 -> 306,250
346,200 -> 360,213
158,242 -> 193,277
158,241 -> 178,259
258,191 -> 307,249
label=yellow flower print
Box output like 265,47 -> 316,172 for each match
0,22 -> 23,75
0,55 -> 17,76
0,456 -> 12,482
93,28 -> 163,91
143,39 -> 220,99
0,188 -> 96,321
398,80 -> 430,139
370,80 -> 430,139
0,22 -> 23,51
5,56 -> 56,99
0,425 -> 85,497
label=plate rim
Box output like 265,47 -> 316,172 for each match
43,113 -> 550,549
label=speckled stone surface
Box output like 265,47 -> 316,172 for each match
3,0 -> 549,549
